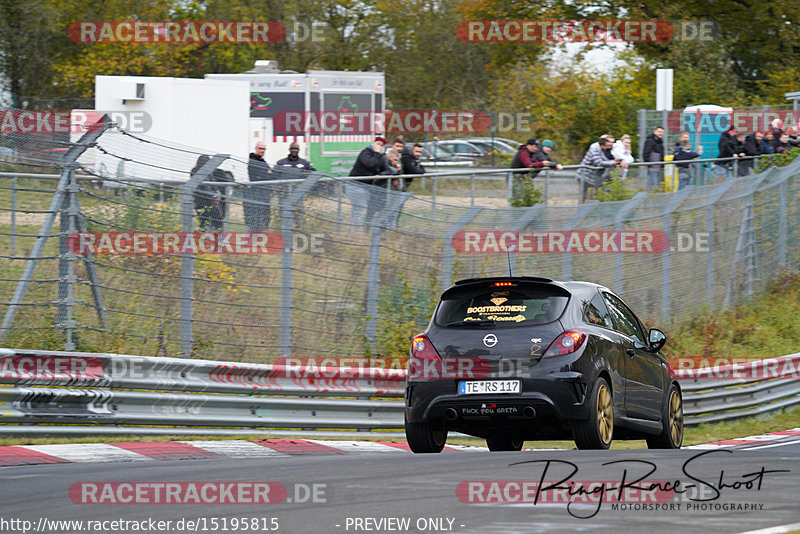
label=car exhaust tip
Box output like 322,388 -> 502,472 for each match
523,406 -> 536,419
445,408 -> 458,421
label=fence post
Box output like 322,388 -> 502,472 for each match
637,109 -> 647,182
366,194 -> 410,349
779,180 -> 787,266
544,168 -> 550,204
613,193 -> 648,294
279,171 -> 323,358
510,205 -> 545,275
661,187 -> 694,319
10,176 -> 16,256
441,207 -> 483,291
57,174 -> 78,350
0,115 -> 114,344
704,178 -> 736,308
178,154 -> 229,358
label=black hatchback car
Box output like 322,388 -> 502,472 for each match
404,276 -> 683,452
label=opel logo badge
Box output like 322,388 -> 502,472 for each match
483,333 -> 498,348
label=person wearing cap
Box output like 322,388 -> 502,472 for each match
276,142 -> 316,171
531,139 -> 563,178
510,138 -> 552,202
717,126 -> 744,177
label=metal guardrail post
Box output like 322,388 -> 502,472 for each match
279,171 -> 323,357
779,180 -> 787,266
544,168 -> 550,204
57,178 -> 77,350
10,176 -> 16,256
561,202 -> 598,280
365,195 -> 409,348
431,176 -> 437,217
613,193 -> 647,294
470,174 -> 475,206
703,177 -> 736,307
0,115 -> 114,344
510,205 -> 544,275
637,109 -> 647,182
441,207 -> 483,291
661,187 -> 694,319
178,154 -> 228,358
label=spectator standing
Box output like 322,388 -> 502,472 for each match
673,132 -> 701,189
531,139 -> 563,178
348,136 -> 395,223
742,131 -> 763,175
400,143 -> 425,191
642,126 -> 665,190
761,131 -> 776,154
774,133 -> 792,154
276,142 -> 316,171
243,142 -> 272,232
510,138 -> 551,201
192,154 -> 234,231
611,134 -> 635,179
717,127 -> 744,176
787,128 -> 800,148
576,137 -> 620,201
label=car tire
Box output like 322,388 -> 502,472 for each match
646,384 -> 684,449
572,377 -> 614,450
486,436 -> 524,451
405,418 -> 447,453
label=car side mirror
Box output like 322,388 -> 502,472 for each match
649,328 -> 666,352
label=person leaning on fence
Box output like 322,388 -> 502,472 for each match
673,132 -> 701,189
610,135 -> 635,179
400,142 -> 425,191
192,154 -> 235,231
510,138 -> 551,201
642,126 -> 665,190
717,127 -> 745,177
761,131 -> 776,154
347,136 -> 395,225
742,131 -> 764,175
530,139 -> 564,178
576,137 -> 621,202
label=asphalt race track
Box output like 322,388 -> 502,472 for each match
1,437 -> 799,534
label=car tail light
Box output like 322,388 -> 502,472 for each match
543,330 -> 587,358
409,334 -> 442,379
411,334 -> 440,360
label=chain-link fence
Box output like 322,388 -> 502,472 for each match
1,116 -> 799,363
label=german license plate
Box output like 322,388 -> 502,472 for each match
459,380 -> 520,395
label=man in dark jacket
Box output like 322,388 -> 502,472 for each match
510,138 -> 552,202
741,131 -> 763,175
717,127 -> 744,176
244,142 -> 272,232
531,139 -> 563,177
276,142 -> 316,171
349,136 -> 396,222
400,143 -> 425,191
642,126 -> 665,190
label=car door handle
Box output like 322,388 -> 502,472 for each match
626,348 -> 635,356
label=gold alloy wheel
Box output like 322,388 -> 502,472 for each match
597,384 -> 613,445
669,390 -> 684,446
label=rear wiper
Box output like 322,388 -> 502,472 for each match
445,319 -> 496,327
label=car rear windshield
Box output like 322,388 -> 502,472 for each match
435,283 -> 569,327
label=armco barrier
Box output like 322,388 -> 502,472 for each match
0,348 -> 798,437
